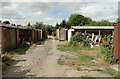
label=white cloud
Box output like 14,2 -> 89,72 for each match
79,2 -> 118,22
0,1 -> 118,26
2,0 -> 119,2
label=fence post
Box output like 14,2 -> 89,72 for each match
118,23 -> 120,64
17,28 -> 19,46
114,23 -> 120,63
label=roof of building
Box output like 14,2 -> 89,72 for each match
70,26 -> 114,30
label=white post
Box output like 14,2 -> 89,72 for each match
99,31 -> 101,36
85,31 -> 87,34
95,36 -> 97,44
92,33 -> 94,41
68,29 -> 74,41
112,31 -> 114,36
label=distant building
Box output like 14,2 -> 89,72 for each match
68,26 -> 114,43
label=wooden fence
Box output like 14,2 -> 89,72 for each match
0,26 -> 43,54
114,23 -> 120,63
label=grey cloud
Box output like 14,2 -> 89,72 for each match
0,1 -> 118,25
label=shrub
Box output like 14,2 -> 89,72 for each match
55,37 -> 59,40
72,41 -> 78,46
101,35 -> 115,64
69,32 -> 90,47
82,38 -> 90,46
70,32 -> 84,42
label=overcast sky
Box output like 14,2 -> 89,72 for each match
0,0 -> 119,26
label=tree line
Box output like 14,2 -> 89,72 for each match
0,14 -> 117,36
55,14 -> 114,29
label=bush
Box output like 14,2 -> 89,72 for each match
70,32 -> 84,42
101,35 -> 115,64
82,38 -> 90,46
72,41 -> 78,46
55,37 -> 59,40
69,32 -> 90,47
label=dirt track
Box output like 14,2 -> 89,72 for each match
2,38 -> 112,77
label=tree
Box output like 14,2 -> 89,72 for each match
55,23 -> 60,29
3,20 -> 10,24
11,24 -> 16,26
85,20 -> 113,26
26,22 -> 33,29
68,14 -> 85,26
84,17 -> 92,25
0,20 -> 2,23
47,25 -> 54,35
60,19 -> 67,28
17,24 -> 22,26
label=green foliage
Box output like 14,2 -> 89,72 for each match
0,20 -> 2,23
26,22 -> 33,29
2,53 -> 14,62
101,35 -> 115,64
34,22 -> 48,39
94,69 -> 103,71
3,20 -> 10,24
82,38 -> 90,46
55,14 -> 113,29
69,32 -> 90,47
71,41 -> 78,46
17,24 -> 22,26
57,58 -> 64,65
55,19 -> 69,29
11,24 -> 16,26
55,37 -> 59,40
47,25 -> 54,35
22,39 -> 27,46
60,19 -> 67,28
76,55 -> 94,61
55,23 -> 60,29
85,20 -> 113,26
107,68 -> 120,78
70,32 -> 84,42
68,14 -> 85,26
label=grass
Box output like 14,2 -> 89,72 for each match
2,52 -> 16,63
57,58 -> 64,65
57,42 -> 102,67
75,55 -> 94,62
2,44 -> 32,70
2,52 -> 16,70
106,68 -> 120,78
93,69 -> 103,71
10,44 -> 30,54
57,44 -> 82,52
55,37 -> 59,40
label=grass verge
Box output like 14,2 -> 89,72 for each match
2,44 -> 32,70
106,67 -> 120,78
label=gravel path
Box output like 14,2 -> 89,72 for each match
2,39 -> 113,77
